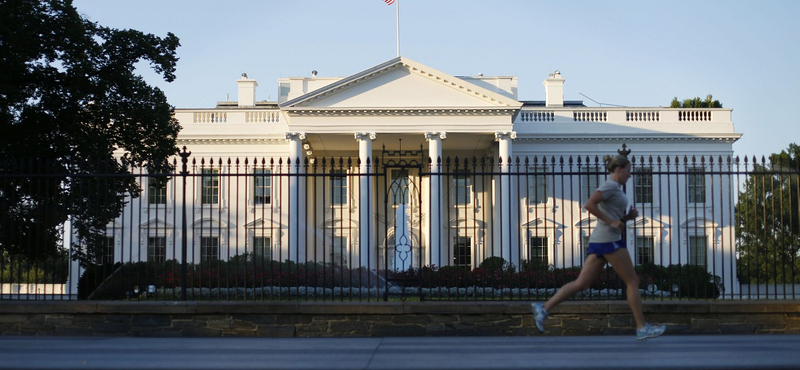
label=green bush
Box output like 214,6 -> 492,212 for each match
636,263 -> 720,299
520,258 -> 550,272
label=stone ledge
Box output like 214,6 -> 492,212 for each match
1,300 -> 798,315
1,300 -> 797,337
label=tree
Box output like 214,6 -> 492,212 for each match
669,94 -> 722,108
0,0 -> 181,265
736,144 -> 800,284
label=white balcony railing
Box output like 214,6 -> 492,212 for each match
516,107 -> 729,124
180,109 -> 283,124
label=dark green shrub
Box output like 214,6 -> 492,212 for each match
520,258 -> 550,272
77,262 -> 117,300
667,264 -> 720,299
479,256 -> 513,272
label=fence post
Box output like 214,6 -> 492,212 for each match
618,144 -> 631,300
179,147 -> 191,301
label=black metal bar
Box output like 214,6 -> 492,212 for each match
179,147 -> 191,301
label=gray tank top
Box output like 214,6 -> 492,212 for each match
588,179 -> 628,243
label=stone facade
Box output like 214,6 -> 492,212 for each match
1,301 -> 798,337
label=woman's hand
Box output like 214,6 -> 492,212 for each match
622,207 -> 639,222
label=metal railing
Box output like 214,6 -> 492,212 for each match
1,153 -> 797,301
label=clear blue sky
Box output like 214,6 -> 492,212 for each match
72,0 -> 800,158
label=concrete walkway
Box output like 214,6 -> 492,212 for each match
1,335 -> 798,369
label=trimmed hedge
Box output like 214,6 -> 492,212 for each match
78,256 -> 721,300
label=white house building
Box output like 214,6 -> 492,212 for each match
86,57 -> 742,296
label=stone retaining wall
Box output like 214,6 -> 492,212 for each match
0,301 -> 798,337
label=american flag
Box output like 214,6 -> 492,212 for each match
384,0 -> 395,5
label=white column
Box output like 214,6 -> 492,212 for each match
355,132 -> 377,269
424,132 -> 446,268
494,131 -> 518,267
285,132 -> 307,262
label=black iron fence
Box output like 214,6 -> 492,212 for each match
1,152 -> 797,301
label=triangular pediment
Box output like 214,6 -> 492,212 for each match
280,57 -> 522,112
245,218 -> 287,230
522,217 -> 565,229
629,216 -> 670,229
680,217 -> 717,228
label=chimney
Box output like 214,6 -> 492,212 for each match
237,73 -> 257,107
543,71 -> 564,107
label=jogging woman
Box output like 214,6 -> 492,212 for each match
531,155 -> 666,341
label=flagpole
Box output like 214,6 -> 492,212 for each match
396,0 -> 400,56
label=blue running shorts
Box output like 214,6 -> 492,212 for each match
587,239 -> 626,257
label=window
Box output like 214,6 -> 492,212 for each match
253,169 -> 271,205
390,169 -> 409,206
527,167 -> 548,205
530,236 -> 549,263
330,170 -> 348,206
689,235 -> 707,266
252,236 -> 271,261
636,236 -> 654,265
148,237 -> 166,263
453,174 -> 472,206
634,167 -> 653,204
201,169 -> 219,205
687,167 -> 705,204
200,236 -> 219,262
98,236 -> 115,264
148,177 -> 167,205
581,166 -> 603,203
453,236 -> 472,267
330,236 -> 348,266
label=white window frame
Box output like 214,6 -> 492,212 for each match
329,169 -> 349,207
634,166 -> 653,205
688,234 -> 708,266
200,236 -> 220,262
200,168 -> 221,206
527,166 -> 548,206
528,235 -> 549,264
251,235 -> 272,261
252,168 -> 272,206
330,235 -> 349,266
635,235 -> 655,265
147,176 -> 171,207
452,173 -> 472,207
687,167 -> 706,205
581,165 -> 603,205
147,236 -> 167,263
452,235 -> 472,268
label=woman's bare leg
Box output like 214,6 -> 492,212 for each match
602,248 -> 645,329
543,254 -> 606,312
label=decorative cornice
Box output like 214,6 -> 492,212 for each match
515,135 -> 741,144
424,132 -> 447,141
285,132 -> 307,141
283,107 -> 518,117
354,132 -> 377,141
494,131 -> 517,141
177,138 -> 287,145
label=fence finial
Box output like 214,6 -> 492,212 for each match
617,143 -> 631,157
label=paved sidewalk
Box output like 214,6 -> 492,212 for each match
1,335 -> 798,370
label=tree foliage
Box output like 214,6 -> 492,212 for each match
736,143 -> 800,283
0,0 -> 181,265
669,94 -> 722,108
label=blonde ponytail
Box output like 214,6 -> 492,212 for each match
604,155 -> 630,173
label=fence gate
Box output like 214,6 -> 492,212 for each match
380,147 -> 425,300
